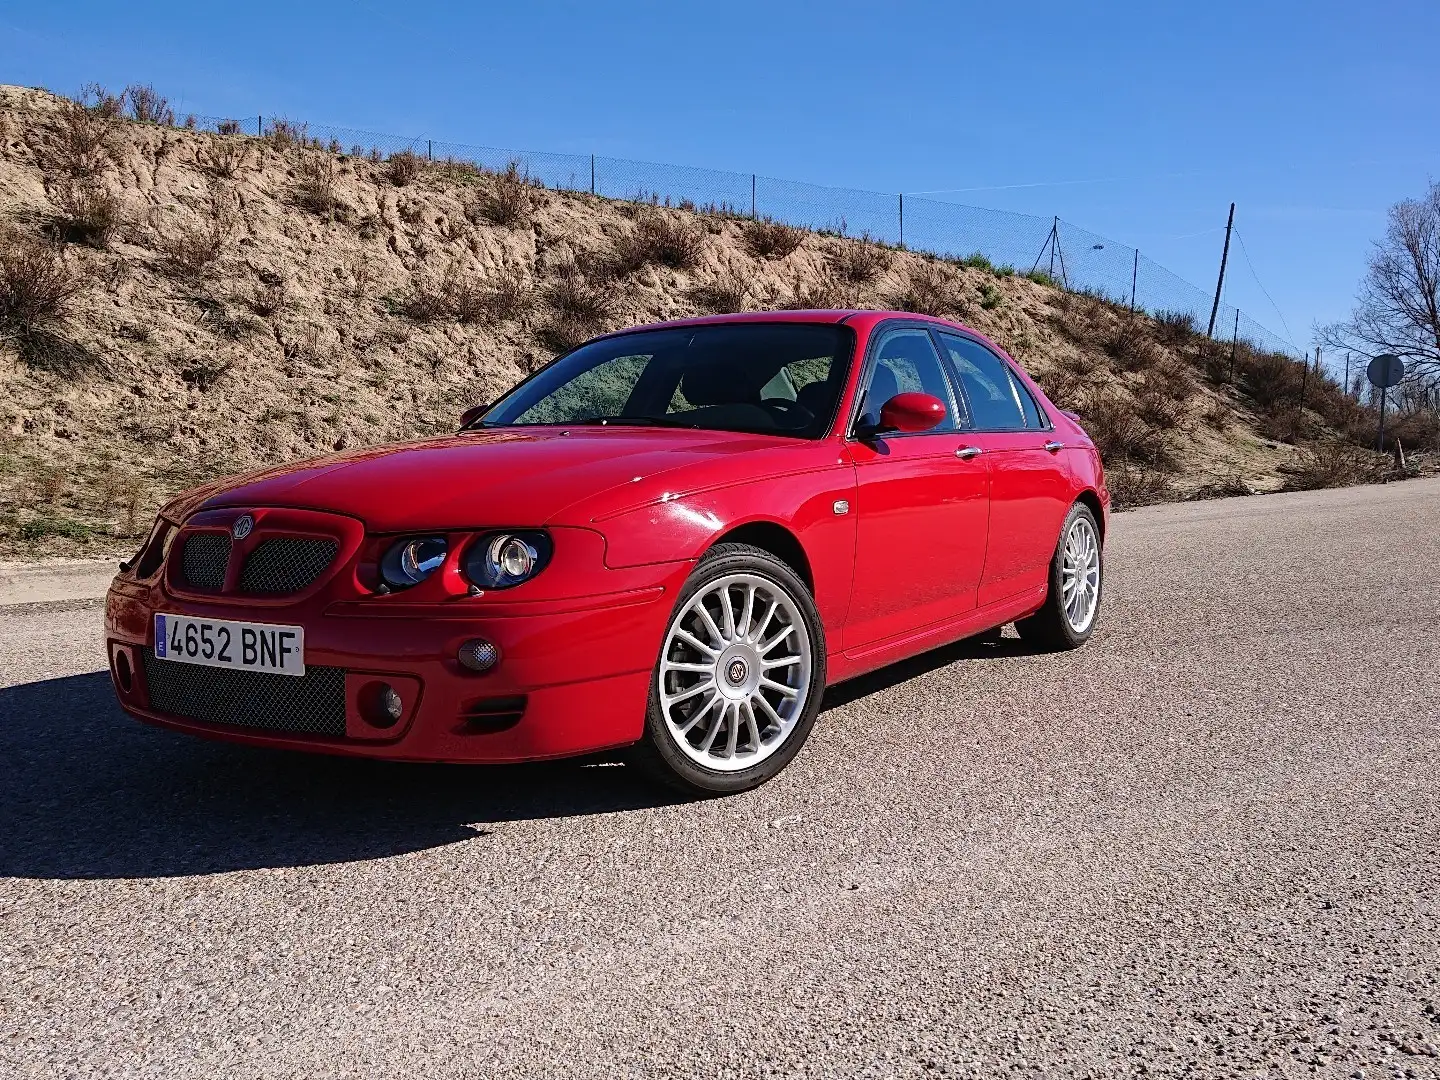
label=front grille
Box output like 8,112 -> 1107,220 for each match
142,649 -> 348,736
180,534 -> 231,590
239,538 -> 339,594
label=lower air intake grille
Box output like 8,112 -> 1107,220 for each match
239,538 -> 340,594
142,650 -> 348,736
180,534 -> 231,590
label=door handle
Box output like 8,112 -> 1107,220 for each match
956,446 -> 983,460
1043,440 -> 1064,453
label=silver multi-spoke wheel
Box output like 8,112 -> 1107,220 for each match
1061,514 -> 1101,633
658,572 -> 813,773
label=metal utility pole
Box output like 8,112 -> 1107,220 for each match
1130,249 -> 1138,312
1207,202 -> 1236,338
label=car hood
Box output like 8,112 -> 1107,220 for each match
195,428 -> 797,532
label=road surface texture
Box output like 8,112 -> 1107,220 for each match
3,479 -> 1438,1079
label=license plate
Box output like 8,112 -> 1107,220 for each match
154,613 -> 305,676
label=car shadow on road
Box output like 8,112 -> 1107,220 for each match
0,672 -> 684,881
822,634 -> 1035,710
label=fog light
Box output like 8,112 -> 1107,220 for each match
380,685 -> 403,723
458,638 -> 499,673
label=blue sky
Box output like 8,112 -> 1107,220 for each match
4,0 -> 1438,371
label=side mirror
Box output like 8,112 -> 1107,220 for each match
459,403 -> 490,429
878,392 -> 947,434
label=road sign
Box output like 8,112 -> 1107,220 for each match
1367,354 -> 1405,451
1367,354 -> 1404,388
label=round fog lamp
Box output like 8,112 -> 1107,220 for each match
380,685 -> 404,723
458,638 -> 500,673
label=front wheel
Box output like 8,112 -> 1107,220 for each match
1016,502 -> 1103,651
629,543 -> 826,796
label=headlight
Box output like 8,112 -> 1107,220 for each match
380,535 -> 448,589
463,530 -> 551,589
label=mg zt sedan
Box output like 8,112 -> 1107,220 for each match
105,310 -> 1108,795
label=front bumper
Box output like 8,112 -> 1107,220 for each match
104,563 -> 691,763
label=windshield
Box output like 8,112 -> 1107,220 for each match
479,322 -> 856,439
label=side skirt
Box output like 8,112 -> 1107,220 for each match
827,585 -> 1047,685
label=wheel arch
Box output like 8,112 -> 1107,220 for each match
1074,488 -> 1105,543
709,520 -> 814,592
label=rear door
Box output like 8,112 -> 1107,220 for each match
935,331 -> 1073,608
843,324 -> 990,650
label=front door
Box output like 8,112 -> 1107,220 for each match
936,331 -> 1073,608
844,326 -> 991,650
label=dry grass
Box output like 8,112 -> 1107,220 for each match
401,267 -> 532,324
1282,440 -> 1385,491
779,270 -> 849,311
538,269 -> 615,351
196,138 -> 248,179
151,188 -> 238,278
50,98 -> 117,177
1153,309 -> 1199,347
469,163 -> 536,228
1240,350 -> 1304,411
742,217 -> 805,260
1076,393 -> 1175,470
889,262 -> 963,317
1105,462 -> 1177,509
1102,317 -> 1162,372
830,235 -> 890,284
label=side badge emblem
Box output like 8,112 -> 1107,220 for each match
833,500 -> 850,516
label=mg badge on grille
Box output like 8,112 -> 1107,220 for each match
232,514 -> 254,540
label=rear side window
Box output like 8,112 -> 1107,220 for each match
939,333 -> 1025,431
1009,371 -> 1048,429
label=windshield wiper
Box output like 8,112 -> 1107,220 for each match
574,416 -> 697,428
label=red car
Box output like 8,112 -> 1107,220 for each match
105,311 -> 1108,794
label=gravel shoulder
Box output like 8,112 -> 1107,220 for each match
2,479 -> 1438,1078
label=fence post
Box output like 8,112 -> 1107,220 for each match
751,175 -> 756,219
258,115 -> 263,137
591,155 -> 596,195
427,139 -> 432,161
1130,249 -> 1138,311
898,194 -> 905,247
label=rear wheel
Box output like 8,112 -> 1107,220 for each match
1016,502 -> 1103,651
629,543 -> 826,796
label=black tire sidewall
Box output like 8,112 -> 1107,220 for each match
1050,502 -> 1102,647
639,545 -> 827,796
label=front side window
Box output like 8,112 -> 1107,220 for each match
939,333 -> 1028,431
856,328 -> 959,431
481,323 -> 855,439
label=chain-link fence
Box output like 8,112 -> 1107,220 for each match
177,111 -> 1300,358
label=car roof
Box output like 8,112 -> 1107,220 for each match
596,309 -> 978,337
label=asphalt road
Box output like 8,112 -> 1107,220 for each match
3,480 -> 1439,1079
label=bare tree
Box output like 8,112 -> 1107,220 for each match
1319,181 -> 1440,392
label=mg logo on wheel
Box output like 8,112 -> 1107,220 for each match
231,514 -> 254,540
727,658 -> 747,685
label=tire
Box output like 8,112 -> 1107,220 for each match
628,543 -> 827,796
1015,502 -> 1103,652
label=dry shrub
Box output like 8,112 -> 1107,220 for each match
1388,408 -> 1440,452
612,211 -> 706,273
404,267 -> 533,324
124,84 -> 174,125
830,235 -> 890,283
197,138 -> 248,179
51,98 -> 117,177
1105,463 -> 1176,509
266,119 -> 307,148
179,355 -> 232,391
1240,350 -> 1304,411
1202,399 -> 1231,430
0,227 -> 87,340
538,269 -> 615,351
742,217 -> 805,260
890,262 -> 963,317
1134,388 -> 1185,429
1077,393 -> 1175,470
780,270 -> 849,311
386,150 -> 423,187
1282,441 -> 1385,491
77,83 -> 123,119
1143,355 -> 1198,403
216,119 -> 243,136
690,272 -> 749,314
294,155 -> 344,217
1187,476 -> 1254,501
52,178 -> 122,247
1035,365 -> 1085,408
152,189 -> 238,277
1152,309 -> 1199,347
247,277 -> 288,317
1102,318 -> 1161,372
470,163 -> 537,228
32,465 -> 68,504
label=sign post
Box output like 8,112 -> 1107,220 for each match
1366,354 -> 1405,451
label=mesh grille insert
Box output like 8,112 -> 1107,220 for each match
142,649 -> 347,736
239,538 -> 340,594
180,534 -> 231,590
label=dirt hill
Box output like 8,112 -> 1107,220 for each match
0,84 -> 1422,559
